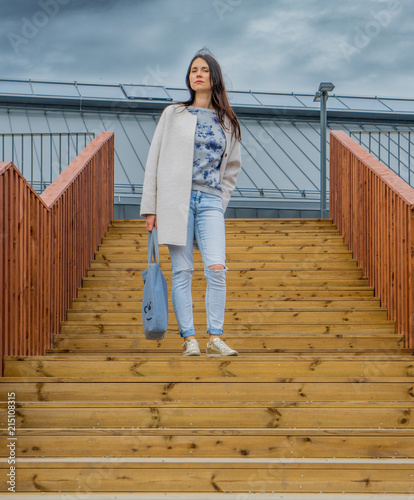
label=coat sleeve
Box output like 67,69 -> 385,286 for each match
221,137 -> 242,212
139,107 -> 169,216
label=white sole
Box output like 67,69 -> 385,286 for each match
206,352 -> 238,357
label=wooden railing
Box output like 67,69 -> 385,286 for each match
330,130 -> 414,348
0,132 -> 114,375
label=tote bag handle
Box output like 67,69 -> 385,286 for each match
148,228 -> 160,265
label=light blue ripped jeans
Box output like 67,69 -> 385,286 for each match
168,190 -> 227,338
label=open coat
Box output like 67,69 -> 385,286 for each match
140,104 -> 242,246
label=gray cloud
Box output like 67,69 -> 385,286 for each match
1,0 -> 413,98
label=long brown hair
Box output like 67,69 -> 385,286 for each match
181,50 -> 241,141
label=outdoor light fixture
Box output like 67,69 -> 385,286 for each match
314,82 -> 335,101
314,82 -> 335,218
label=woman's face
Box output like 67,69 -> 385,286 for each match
189,57 -> 212,93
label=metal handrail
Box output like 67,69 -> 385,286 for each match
112,183 -> 321,201
0,132 -> 95,192
349,131 -> 414,186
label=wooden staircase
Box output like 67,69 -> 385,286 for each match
2,218 -> 414,495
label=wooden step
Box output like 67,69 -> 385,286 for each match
95,251 -> 355,261
3,218 -> 413,494
65,309 -> 389,323
101,237 -> 347,246
86,269 -> 365,279
88,260 -> 360,270
3,459 -> 414,493
76,287 -> 377,299
81,277 -> 371,288
103,232 -> 345,240
98,245 -> 353,255
105,223 -> 341,231
3,428 -> 414,459
108,227 -> 343,235
110,219 -> 335,226
58,321 -> 397,335
51,335 -> 403,351
70,298 -> 382,311
105,230 -> 344,238
8,401 -> 414,429
4,355 -> 414,378
2,377 -> 414,402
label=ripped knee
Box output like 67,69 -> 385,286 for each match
208,264 -> 225,271
173,268 -> 194,275
172,268 -> 194,280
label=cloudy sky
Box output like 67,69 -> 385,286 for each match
1,0 -> 413,99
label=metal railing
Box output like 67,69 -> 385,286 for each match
112,184 -> 321,201
0,132 -> 95,192
350,131 -> 414,187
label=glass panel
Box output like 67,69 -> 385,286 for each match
167,88 -> 191,102
379,99 -> 414,113
123,85 -> 171,100
296,95 -> 349,110
289,95 -> 320,109
77,84 -> 126,99
31,82 -> 79,97
228,92 -> 260,105
253,93 -> 304,107
336,97 -> 390,111
0,80 -> 33,95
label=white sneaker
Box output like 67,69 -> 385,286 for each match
182,338 -> 201,356
206,338 -> 238,357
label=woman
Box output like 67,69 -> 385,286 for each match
140,49 -> 242,357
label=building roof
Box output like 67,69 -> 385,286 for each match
1,78 -> 414,218
2,77 -> 414,121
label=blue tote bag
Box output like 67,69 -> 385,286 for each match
141,228 -> 169,340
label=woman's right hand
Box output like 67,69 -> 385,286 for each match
145,214 -> 157,232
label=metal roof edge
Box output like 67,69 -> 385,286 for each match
1,93 -> 414,124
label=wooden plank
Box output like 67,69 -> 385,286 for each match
5,357 -> 414,378
76,287 -> 376,299
55,324 -> 397,336
64,309 -> 390,323
99,244 -> 353,254
86,269 -> 366,279
1,379 -> 414,402
107,231 -> 344,238
3,400 -> 412,409
95,250 -> 355,260
81,277 -> 372,288
3,462 -> 414,493
101,236 -> 347,246
3,432 -> 414,459
50,336 -> 403,351
111,219 -> 335,224
58,321 -> 397,335
109,220 -> 340,227
69,298 -> 382,311
88,260 -> 360,270
46,349 -> 410,358
10,405 -> 414,429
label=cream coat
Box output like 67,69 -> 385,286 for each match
140,104 -> 242,246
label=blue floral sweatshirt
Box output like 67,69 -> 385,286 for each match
188,106 -> 226,197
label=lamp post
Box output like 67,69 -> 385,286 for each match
314,82 -> 335,219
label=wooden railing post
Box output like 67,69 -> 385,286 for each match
0,132 -> 114,375
330,130 -> 414,348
